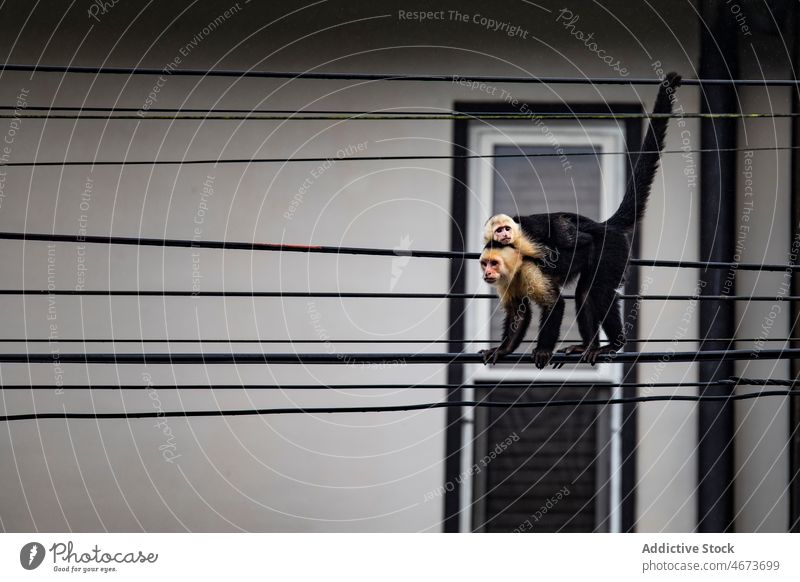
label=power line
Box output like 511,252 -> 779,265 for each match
0,348 -> 796,364
1,390 -> 797,422
0,337 -> 791,344
2,112 -> 797,121
0,145 -> 795,167
730,377 -> 800,386
1,63 -> 797,85
0,231 -> 796,272
4,106 -> 799,120
3,289 -> 798,301
0,378 -> 791,391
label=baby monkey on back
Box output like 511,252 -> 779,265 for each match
479,72 -> 681,368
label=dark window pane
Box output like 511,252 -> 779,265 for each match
492,145 -> 601,219
475,385 -> 608,533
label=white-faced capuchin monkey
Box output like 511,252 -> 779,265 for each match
480,72 -> 682,368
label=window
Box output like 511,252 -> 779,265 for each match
470,384 -> 614,532
466,122 -> 626,383
459,119 -> 631,533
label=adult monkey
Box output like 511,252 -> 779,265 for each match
479,224 -> 558,367
480,72 -> 681,368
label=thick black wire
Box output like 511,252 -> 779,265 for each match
0,63 -> 796,85
0,231 -> 795,272
3,289 -> 797,301
0,378 -> 786,391
1,391 -> 797,422
0,348 -> 796,364
0,145 -> 795,167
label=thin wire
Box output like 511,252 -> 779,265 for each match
0,106 -> 756,118
0,348 -> 796,364
2,289 -> 798,301
0,337 -> 791,344
0,145 -> 796,167
3,106 -> 798,120
0,231 -> 796,272
730,377 -> 799,386
1,63 -> 797,85
1,112 -> 796,121
1,390 -> 797,422
0,378 -> 788,391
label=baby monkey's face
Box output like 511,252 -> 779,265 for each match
493,224 -> 513,244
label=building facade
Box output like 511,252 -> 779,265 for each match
0,0 -> 794,532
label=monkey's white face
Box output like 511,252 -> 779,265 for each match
493,224 -> 514,244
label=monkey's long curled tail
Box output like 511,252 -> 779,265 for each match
606,72 -> 681,231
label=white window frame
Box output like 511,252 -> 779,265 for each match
459,121 -> 629,533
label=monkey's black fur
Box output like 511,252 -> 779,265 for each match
484,72 -> 681,369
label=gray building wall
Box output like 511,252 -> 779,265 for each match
0,0 -> 790,532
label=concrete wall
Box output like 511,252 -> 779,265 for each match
0,0 -> 790,532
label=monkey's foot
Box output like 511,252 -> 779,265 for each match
532,349 -> 553,369
582,345 -> 621,366
479,347 -> 507,366
553,344 -> 585,369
